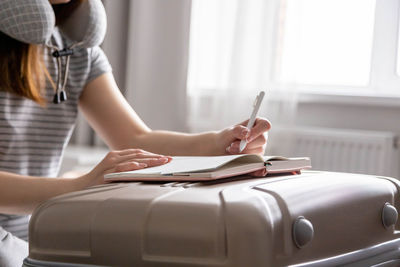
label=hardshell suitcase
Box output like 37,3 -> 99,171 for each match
23,171 -> 400,267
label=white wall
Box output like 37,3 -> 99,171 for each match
125,0 -> 191,132
102,0 -> 191,132
102,0 -> 130,92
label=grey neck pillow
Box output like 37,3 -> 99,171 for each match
0,0 -> 108,104
0,0 -> 107,48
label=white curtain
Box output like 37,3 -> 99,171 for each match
187,0 -> 299,155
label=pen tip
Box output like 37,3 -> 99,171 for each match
239,141 -> 246,153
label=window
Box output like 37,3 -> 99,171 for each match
188,0 -> 400,96
277,0 -> 375,86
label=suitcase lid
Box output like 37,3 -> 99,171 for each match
28,171 -> 400,266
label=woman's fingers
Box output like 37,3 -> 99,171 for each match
106,161 -> 147,174
88,149 -> 173,186
249,169 -> 267,177
117,153 -> 170,164
246,118 -> 271,143
105,157 -> 171,174
226,133 -> 267,155
131,157 -> 170,165
229,125 -> 250,140
224,117 -> 270,155
99,149 -> 172,173
229,118 -> 270,142
104,149 -> 170,164
225,141 -> 241,154
116,148 -> 165,157
242,134 -> 267,150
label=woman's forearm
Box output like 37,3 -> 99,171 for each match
80,73 -> 270,157
0,148 -> 180,215
0,172 -> 90,215
130,130 -> 222,156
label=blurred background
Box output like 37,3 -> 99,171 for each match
61,0 -> 400,179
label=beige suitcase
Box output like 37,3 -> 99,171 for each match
23,171 -> 400,266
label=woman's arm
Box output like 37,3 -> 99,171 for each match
0,149 -> 171,214
79,73 -> 271,156
0,172 -> 88,215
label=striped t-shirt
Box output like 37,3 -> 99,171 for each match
0,28 -> 112,240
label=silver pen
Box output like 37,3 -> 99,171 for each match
239,91 -> 265,152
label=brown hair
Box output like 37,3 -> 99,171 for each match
0,33 -> 50,106
0,0 -> 84,106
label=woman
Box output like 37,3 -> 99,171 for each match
0,0 -> 270,265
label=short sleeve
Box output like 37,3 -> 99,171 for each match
86,46 -> 112,84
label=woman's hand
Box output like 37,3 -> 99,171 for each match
79,149 -> 172,187
216,117 -> 271,155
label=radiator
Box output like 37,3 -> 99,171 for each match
277,127 -> 399,177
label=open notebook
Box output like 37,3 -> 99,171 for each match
104,154 -> 311,182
